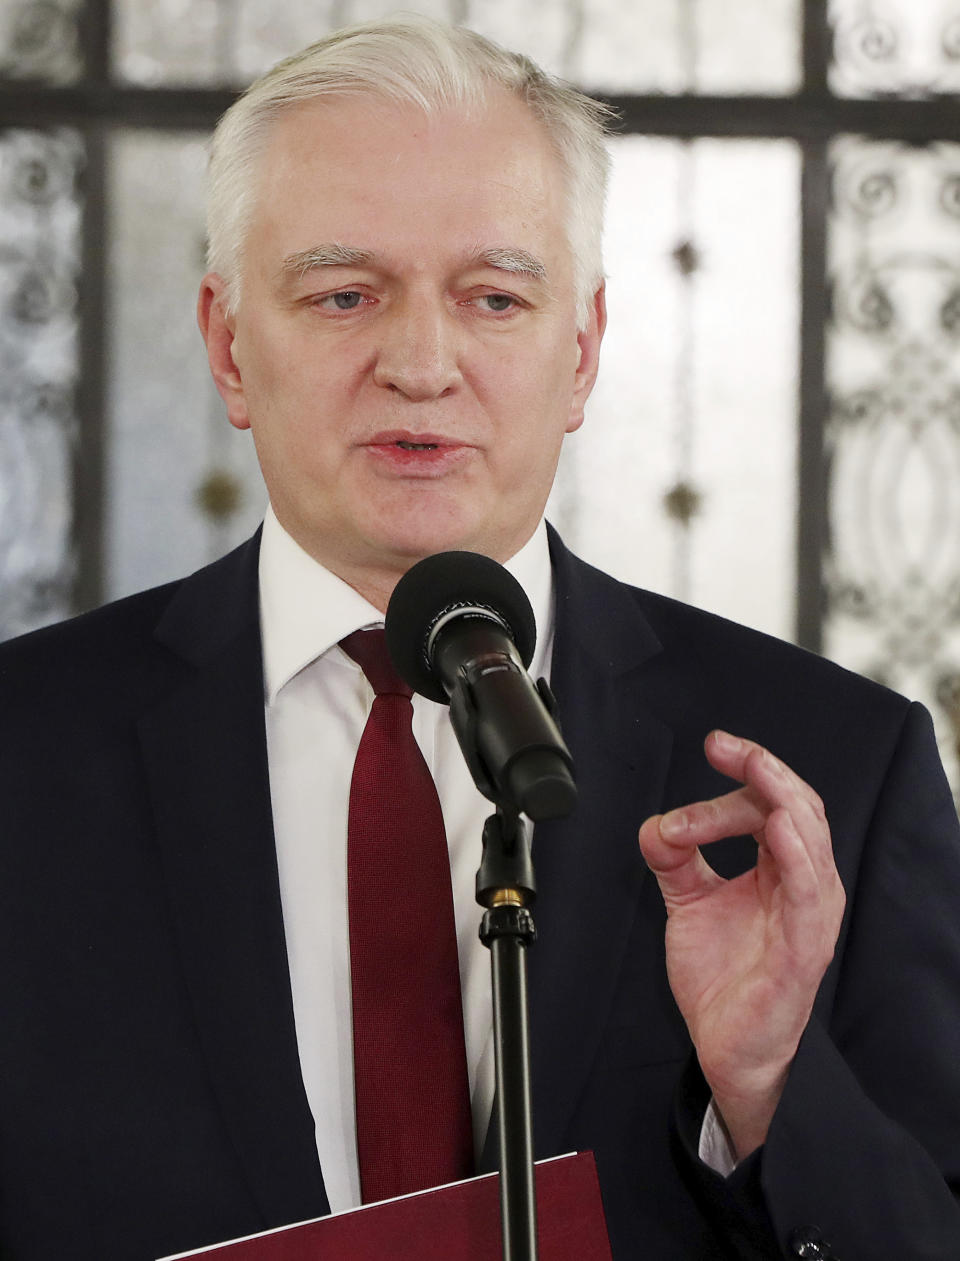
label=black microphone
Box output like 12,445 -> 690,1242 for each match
384,551 -> 577,821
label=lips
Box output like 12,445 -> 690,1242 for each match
366,430 -> 457,451
363,430 -> 471,475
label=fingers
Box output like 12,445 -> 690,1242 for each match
660,732 -> 827,860
705,731 -> 837,888
705,730 -> 827,830
638,731 -> 844,926
760,803 -> 822,913
652,786 -> 768,849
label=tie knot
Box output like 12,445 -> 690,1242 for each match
340,628 -> 412,698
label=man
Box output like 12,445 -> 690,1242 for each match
0,16 -> 958,1260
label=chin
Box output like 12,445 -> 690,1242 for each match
385,533 -> 480,566
367,508 -> 488,565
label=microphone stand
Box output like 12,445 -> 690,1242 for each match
383,554 -> 577,1258
476,805 -> 539,1261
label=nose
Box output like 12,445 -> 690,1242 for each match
372,296 -> 463,401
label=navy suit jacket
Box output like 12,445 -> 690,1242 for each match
0,528 -> 959,1260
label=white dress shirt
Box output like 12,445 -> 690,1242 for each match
259,507 -> 555,1212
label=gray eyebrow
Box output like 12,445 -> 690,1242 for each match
279,243 -> 375,281
469,247 -> 547,282
277,243 -> 548,285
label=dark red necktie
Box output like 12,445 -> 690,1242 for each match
341,628 -> 473,1203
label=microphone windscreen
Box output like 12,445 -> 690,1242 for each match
385,551 -> 537,703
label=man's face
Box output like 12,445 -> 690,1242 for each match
199,89 -> 605,607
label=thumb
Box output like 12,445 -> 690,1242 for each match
638,813 -> 723,902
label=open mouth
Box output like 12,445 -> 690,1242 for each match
395,440 -> 438,451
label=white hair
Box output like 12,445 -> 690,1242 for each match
205,14 -> 615,328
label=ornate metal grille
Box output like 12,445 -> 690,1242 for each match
829,0 -> 960,97
0,0 -> 83,84
0,127 -> 81,638
825,137 -> 960,779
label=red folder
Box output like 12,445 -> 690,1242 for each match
158,1151 -> 611,1260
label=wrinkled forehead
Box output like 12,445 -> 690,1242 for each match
255,84 -> 560,176
243,88 -> 573,264
253,86 -> 569,206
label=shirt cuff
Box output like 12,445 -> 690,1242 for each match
698,1097 -> 739,1177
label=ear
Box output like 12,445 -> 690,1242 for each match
566,283 -> 607,435
197,273 -> 250,431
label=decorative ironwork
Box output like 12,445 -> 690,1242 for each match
665,144 -> 702,604
671,238 -> 700,276
551,134 -> 798,646
0,0 -> 82,85
825,137 -> 960,791
103,130 -> 270,600
935,670 -> 960,772
662,480 -> 703,524
0,128 -> 82,640
830,1 -> 960,97
195,469 -> 244,521
108,0 -> 802,92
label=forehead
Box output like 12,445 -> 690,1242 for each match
245,90 -> 571,276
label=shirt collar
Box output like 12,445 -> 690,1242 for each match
258,506 -> 555,704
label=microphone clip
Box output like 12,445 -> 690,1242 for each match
443,638 -> 576,821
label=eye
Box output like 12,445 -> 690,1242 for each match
478,293 -> 518,313
316,291 -> 366,311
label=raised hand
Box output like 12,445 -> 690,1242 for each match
637,730 -> 846,1159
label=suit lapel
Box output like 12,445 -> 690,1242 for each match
523,534 -> 679,1160
137,536 -> 329,1228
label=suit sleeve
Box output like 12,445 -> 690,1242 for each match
673,701 -> 960,1260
